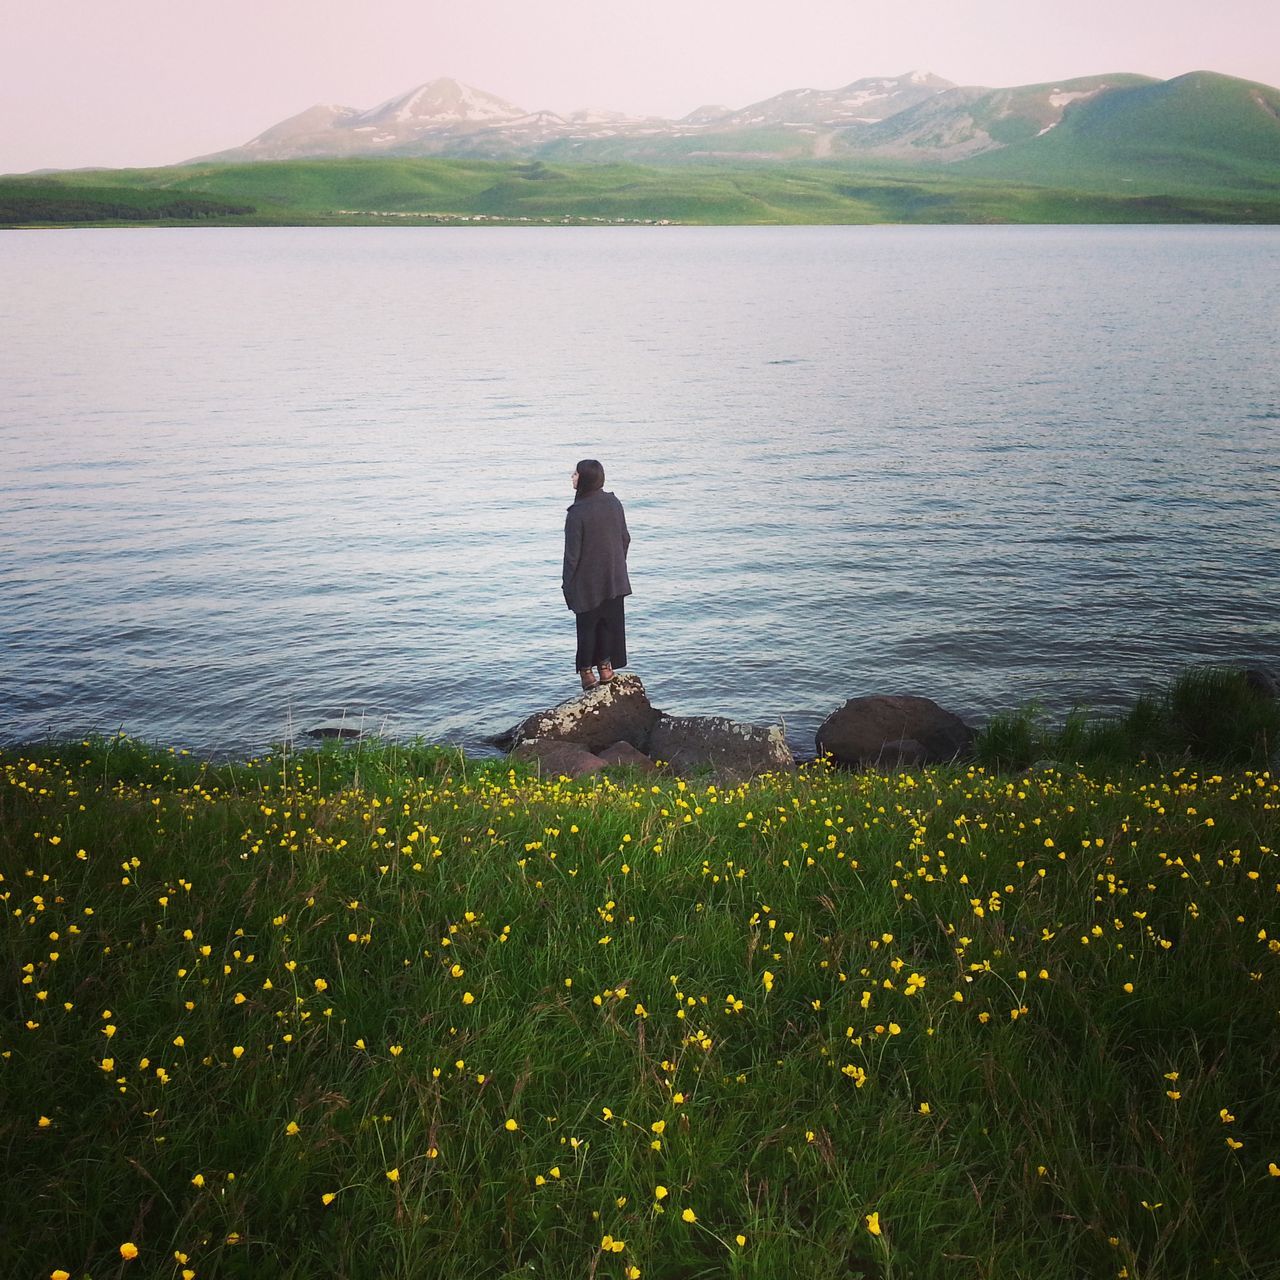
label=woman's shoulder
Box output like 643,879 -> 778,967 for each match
569,489 -> 620,507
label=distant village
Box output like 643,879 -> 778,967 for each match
334,209 -> 677,225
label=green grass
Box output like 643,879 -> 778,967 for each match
975,667 -> 1280,771
3,730 -> 1279,1279
4,154 -> 1279,228
0,180 -> 255,225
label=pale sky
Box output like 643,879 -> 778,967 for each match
4,0 -> 1278,173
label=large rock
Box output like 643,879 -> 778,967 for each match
511,739 -> 607,779
493,673 -> 661,754
648,714 -> 794,779
305,724 -> 362,740
878,738 -> 927,768
817,695 -> 974,767
597,740 -> 658,772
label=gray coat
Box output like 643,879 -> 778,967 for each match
562,489 -> 632,614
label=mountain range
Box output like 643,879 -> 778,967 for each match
6,66 -> 1279,227
194,73 -> 951,163
191,69 -> 1280,192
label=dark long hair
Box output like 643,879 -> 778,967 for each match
574,458 -> 605,500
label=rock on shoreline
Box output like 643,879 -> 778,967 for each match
493,673 -> 796,780
648,714 -> 792,779
816,694 -> 974,768
491,673 -> 659,755
492,673 -> 980,781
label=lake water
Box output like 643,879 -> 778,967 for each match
2,225 -> 1279,758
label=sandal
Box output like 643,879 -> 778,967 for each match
597,661 -> 615,683
579,668 -> 599,691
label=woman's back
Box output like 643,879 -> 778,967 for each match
563,489 -> 631,616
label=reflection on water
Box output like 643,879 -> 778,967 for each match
1,225 -> 1278,755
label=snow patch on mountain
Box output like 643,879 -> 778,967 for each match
358,79 -> 525,126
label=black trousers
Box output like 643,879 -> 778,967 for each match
574,596 -> 627,672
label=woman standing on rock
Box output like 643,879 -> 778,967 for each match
563,459 -> 631,690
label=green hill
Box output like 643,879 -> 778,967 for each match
960,72 -> 1280,195
832,74 -> 1157,160
4,152 -> 1279,228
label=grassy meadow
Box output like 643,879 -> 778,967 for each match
4,156 -> 1279,228
3,719 -> 1279,1279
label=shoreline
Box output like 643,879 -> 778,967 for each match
7,664 -> 1276,776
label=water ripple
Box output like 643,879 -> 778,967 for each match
2,225 -> 1279,755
